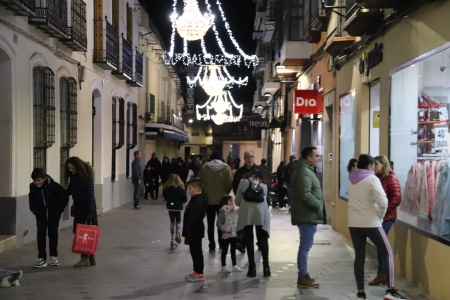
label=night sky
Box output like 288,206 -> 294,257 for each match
141,0 -> 258,112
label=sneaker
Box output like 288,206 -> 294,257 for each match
384,289 -> 407,300
134,205 -> 142,210
220,266 -> 231,273
175,232 -> 181,244
357,291 -> 367,300
232,265 -> 242,272
50,256 -> 59,266
33,258 -> 47,268
170,240 -> 178,250
185,271 -> 195,279
187,272 -> 205,282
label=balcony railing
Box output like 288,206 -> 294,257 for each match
28,0 -> 68,38
93,17 -> 118,71
60,0 -> 87,52
126,49 -> 143,87
112,34 -> 132,80
0,0 -> 36,16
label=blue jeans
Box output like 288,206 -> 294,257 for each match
132,180 -> 140,207
286,184 -> 292,207
297,224 -> 317,276
377,220 -> 395,274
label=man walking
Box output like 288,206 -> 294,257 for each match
198,150 -> 233,253
131,151 -> 143,209
291,146 -> 325,288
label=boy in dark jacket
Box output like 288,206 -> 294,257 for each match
182,179 -> 208,282
29,168 -> 68,268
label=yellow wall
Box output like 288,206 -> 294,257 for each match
333,1 -> 450,298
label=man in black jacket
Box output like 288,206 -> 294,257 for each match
29,168 -> 68,268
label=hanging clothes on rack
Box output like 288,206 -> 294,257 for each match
433,161 -> 450,237
400,163 -> 422,216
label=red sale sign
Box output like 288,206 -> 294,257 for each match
294,90 -> 323,114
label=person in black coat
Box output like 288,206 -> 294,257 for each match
147,152 -> 162,200
276,161 -> 287,208
160,156 -> 171,186
163,174 -> 188,249
182,179 -> 208,281
64,156 -> 98,268
29,168 -> 68,268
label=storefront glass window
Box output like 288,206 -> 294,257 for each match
390,45 -> 450,242
339,89 -> 356,199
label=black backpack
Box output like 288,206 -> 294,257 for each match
243,179 -> 265,203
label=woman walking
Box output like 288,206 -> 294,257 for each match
64,157 -> 98,268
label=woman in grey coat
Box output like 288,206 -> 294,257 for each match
235,168 -> 271,278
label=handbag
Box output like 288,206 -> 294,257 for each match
72,223 -> 100,255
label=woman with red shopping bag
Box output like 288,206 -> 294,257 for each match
64,157 -> 98,268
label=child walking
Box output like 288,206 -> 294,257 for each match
162,174 -> 187,249
182,179 -> 208,282
216,195 -> 242,273
28,168 -> 68,268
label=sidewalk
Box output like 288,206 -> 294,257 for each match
0,198 -> 433,300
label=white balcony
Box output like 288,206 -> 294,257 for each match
280,41 -> 312,66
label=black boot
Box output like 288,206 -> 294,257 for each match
263,265 -> 271,277
247,263 -> 256,277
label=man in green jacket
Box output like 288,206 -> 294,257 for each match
291,146 -> 325,288
198,150 -> 233,253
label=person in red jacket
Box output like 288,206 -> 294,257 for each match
370,155 -> 402,286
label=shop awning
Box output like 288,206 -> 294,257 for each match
145,123 -> 190,142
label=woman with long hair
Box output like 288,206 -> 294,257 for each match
369,155 -> 402,286
163,173 -> 187,249
235,167 -> 271,278
160,156 -> 171,186
64,157 -> 98,268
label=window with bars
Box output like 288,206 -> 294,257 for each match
60,77 -> 78,182
33,66 -> 56,169
126,102 -> 137,178
111,97 -> 125,181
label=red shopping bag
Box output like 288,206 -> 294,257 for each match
72,223 -> 100,255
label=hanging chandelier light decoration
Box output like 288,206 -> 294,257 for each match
171,0 -> 213,41
165,0 -> 259,67
187,65 -> 248,96
196,91 -> 243,125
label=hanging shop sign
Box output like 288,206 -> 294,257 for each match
294,90 -> 323,114
248,118 -> 269,129
359,43 -> 383,76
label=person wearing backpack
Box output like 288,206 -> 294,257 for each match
235,168 -> 271,278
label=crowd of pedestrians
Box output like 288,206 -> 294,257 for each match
23,148 -> 408,299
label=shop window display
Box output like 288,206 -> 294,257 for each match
390,45 -> 450,243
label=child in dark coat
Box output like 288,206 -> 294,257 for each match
182,179 -> 208,282
28,168 -> 68,268
163,174 -> 188,249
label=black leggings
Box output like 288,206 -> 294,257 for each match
243,225 -> 269,269
220,237 -> 237,266
349,227 -> 394,289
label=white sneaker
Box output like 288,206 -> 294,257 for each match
232,265 -> 242,272
220,266 -> 231,273
50,256 -> 59,266
33,258 -> 47,268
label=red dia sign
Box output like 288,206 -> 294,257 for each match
294,90 -> 323,114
